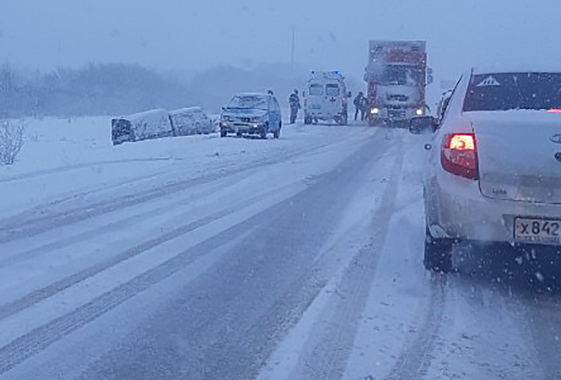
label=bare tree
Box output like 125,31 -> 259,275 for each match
0,119 -> 25,165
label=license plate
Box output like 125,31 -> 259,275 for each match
388,110 -> 405,119
514,217 -> 561,244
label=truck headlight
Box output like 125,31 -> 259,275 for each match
370,107 -> 380,115
415,108 -> 424,116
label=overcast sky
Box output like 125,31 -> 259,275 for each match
1,0 -> 559,87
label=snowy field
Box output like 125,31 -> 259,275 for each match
0,117 -> 560,379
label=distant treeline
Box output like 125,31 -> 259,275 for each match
0,62 -> 359,118
0,63 -> 191,118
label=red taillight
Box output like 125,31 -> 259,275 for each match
441,133 -> 479,180
548,108 -> 561,113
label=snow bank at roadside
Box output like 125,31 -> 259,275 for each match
0,117 -> 368,219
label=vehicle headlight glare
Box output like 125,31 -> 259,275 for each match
371,108 -> 380,115
415,108 -> 424,116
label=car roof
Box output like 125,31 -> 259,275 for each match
119,108 -> 167,120
236,92 -> 269,98
169,107 -> 203,115
472,66 -> 561,75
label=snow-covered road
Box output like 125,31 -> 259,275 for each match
0,118 -> 560,379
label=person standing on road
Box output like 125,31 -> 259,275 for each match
353,92 -> 364,121
360,95 -> 369,121
289,89 -> 301,124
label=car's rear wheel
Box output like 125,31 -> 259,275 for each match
273,122 -> 281,139
424,226 -> 454,273
220,130 -> 227,138
236,131 -> 243,138
304,116 -> 312,125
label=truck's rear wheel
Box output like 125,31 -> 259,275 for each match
304,116 -> 312,125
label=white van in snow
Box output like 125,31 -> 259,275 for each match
303,71 -> 350,125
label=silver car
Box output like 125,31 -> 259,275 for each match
418,68 -> 561,272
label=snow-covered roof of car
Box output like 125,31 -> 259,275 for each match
236,92 -> 269,97
472,66 -> 561,75
168,107 -> 203,115
116,108 -> 168,121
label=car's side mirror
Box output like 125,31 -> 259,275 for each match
427,74 -> 434,85
409,116 -> 438,135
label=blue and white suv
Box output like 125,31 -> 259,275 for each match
220,93 -> 282,139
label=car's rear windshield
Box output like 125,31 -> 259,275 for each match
326,84 -> 340,96
309,84 -> 324,96
463,72 -> 561,112
111,118 -> 131,131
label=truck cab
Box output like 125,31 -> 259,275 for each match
303,71 -> 349,125
365,40 -> 431,126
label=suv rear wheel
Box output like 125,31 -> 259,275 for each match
424,226 -> 454,273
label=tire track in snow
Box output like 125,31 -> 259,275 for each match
0,192 -> 290,376
0,130 -> 368,244
384,274 -> 447,380
75,131 -> 395,380
0,133 -> 379,376
289,138 -> 405,380
0,158 -> 174,184
0,167 -> 254,269
0,180 -> 302,323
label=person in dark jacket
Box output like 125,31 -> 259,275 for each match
353,92 -> 364,121
288,89 -> 301,124
360,95 -> 369,121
